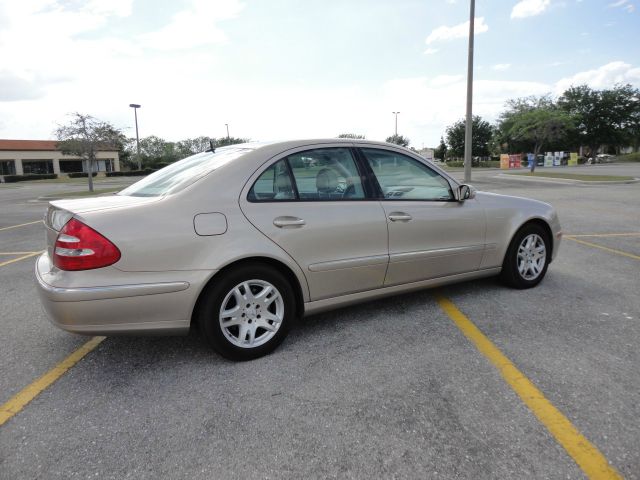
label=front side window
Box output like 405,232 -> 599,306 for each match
287,148 -> 365,200
361,148 -> 453,201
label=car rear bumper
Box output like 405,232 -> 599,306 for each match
35,253 -> 209,335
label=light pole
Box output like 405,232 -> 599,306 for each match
463,0 -> 475,183
392,112 -> 400,136
225,123 -> 230,140
129,103 -> 141,170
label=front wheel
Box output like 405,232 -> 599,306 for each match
500,224 -> 550,289
198,264 -> 296,360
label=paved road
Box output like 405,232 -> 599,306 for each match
0,166 -> 638,479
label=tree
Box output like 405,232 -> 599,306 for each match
55,113 -> 125,192
445,115 -> 493,158
337,133 -> 365,139
497,96 -> 575,155
214,136 -> 248,147
434,136 -> 447,160
385,134 -> 410,147
558,84 -> 640,156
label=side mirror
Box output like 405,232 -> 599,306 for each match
457,184 -> 476,202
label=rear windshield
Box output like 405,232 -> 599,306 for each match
118,147 -> 252,197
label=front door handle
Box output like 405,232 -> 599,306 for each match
388,212 -> 412,222
273,216 -> 306,228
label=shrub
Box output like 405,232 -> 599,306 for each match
106,169 -> 156,177
67,172 -> 98,178
2,174 -> 58,183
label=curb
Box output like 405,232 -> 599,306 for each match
496,173 -> 640,185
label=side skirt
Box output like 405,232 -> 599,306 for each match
303,268 -> 501,316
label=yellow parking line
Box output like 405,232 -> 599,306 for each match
0,251 -> 42,268
0,336 -> 105,426
565,237 -> 640,261
0,252 -> 41,255
435,296 -> 621,480
566,233 -> 640,238
0,220 -> 42,232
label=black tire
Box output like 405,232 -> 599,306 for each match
500,223 -> 551,289
198,264 -> 296,361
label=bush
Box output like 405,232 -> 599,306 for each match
67,172 -> 98,178
106,169 -> 156,177
617,152 -> 640,162
2,174 -> 57,182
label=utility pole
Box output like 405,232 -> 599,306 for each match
225,123 -> 230,140
463,0 -> 475,183
392,112 -> 400,136
129,104 -> 142,170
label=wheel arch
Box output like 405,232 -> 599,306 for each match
190,256 -> 306,329
505,217 -> 554,264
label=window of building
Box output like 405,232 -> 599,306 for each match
22,160 -> 54,174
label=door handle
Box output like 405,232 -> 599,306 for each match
273,216 -> 306,228
388,212 -> 412,222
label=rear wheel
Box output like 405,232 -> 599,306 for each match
199,264 -> 295,360
500,223 -> 550,289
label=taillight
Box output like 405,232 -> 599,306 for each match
53,218 -> 121,271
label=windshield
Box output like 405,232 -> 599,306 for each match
118,147 -> 252,197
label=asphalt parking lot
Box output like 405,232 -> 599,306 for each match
1,165 -> 639,479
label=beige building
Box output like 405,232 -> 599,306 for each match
0,139 -> 120,176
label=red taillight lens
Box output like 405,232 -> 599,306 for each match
53,218 -> 121,271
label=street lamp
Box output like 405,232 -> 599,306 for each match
225,123 -> 230,140
129,103 -> 141,171
463,0 -> 475,183
392,112 -> 400,136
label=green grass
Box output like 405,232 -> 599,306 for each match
505,172 -> 635,181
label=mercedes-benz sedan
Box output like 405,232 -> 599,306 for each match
36,139 -> 562,360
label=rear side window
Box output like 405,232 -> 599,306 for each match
248,148 -> 366,202
287,148 -> 365,200
248,160 -> 295,201
361,148 -> 453,201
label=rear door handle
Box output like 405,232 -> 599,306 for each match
388,212 -> 412,222
273,216 -> 306,228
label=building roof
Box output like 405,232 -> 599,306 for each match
0,140 -> 59,151
0,139 -> 118,152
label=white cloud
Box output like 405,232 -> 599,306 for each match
492,63 -> 512,71
608,0 -> 628,7
425,17 -> 488,45
511,0 -> 551,19
607,0 -> 635,10
554,61 -> 640,92
424,47 -> 439,55
139,0 -> 245,51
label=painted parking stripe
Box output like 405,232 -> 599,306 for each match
566,233 -> 640,238
0,251 -> 42,268
436,296 -> 622,480
0,252 -> 41,255
565,237 -> 640,261
0,220 -> 42,232
0,336 -> 105,426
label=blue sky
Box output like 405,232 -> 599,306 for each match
0,0 -> 638,148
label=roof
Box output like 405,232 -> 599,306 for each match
0,140 -> 59,151
0,139 -> 118,152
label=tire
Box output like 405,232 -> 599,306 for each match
500,223 -> 551,289
198,264 -> 296,361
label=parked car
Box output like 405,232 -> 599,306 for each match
588,154 -> 615,164
36,139 -> 562,360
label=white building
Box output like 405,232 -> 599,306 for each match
0,139 -> 120,176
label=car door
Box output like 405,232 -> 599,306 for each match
240,146 -> 389,301
359,147 -> 486,286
